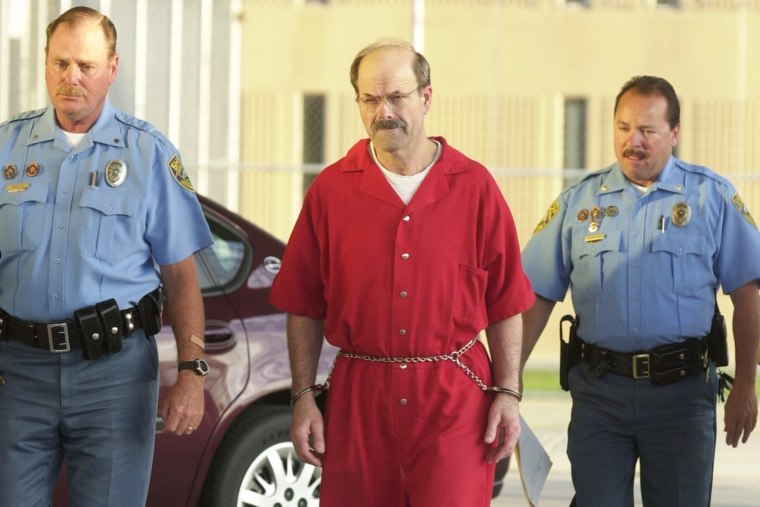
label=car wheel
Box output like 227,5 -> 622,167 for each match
200,405 -> 321,507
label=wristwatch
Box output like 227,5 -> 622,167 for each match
178,358 -> 209,377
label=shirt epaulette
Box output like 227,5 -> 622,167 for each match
564,166 -> 613,192
113,110 -> 173,149
0,108 -> 46,128
672,158 -> 731,188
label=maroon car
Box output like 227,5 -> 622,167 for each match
53,195 -> 507,506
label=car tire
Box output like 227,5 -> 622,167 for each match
200,405 -> 321,507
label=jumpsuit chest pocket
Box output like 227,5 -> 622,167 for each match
651,232 -> 711,294
0,183 -> 50,253
575,229 -> 623,295
77,190 -> 142,262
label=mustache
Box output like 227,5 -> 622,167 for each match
56,85 -> 85,97
623,147 -> 647,158
372,119 -> 407,132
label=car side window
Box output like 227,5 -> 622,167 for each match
193,212 -> 252,295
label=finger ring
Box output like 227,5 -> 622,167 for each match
187,426 -> 194,432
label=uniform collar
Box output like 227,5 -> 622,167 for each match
27,99 -> 123,151
602,156 -> 685,196
650,157 -> 686,194
88,100 -> 124,149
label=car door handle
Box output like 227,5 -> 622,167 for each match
204,320 -> 235,351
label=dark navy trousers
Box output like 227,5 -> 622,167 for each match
567,361 -> 718,507
0,333 -> 159,507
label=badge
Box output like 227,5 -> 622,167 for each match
577,209 -> 589,222
671,202 -> 691,227
25,162 -> 40,177
168,154 -> 195,192
589,205 -> 602,232
3,164 -> 17,180
605,205 -> 619,217
732,194 -> 757,229
105,159 -> 127,187
533,200 -> 560,234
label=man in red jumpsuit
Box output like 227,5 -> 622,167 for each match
269,39 -> 535,507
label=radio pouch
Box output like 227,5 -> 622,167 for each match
705,302 -> 728,367
138,288 -> 164,337
96,299 -> 123,354
560,314 -> 582,391
74,305 -> 104,361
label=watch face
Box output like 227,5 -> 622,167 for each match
195,359 -> 209,376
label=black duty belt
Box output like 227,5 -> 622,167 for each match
581,337 -> 709,386
0,288 -> 162,355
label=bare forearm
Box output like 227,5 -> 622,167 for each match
287,313 -> 325,391
161,257 -> 205,361
486,314 -> 522,389
521,294 -> 556,372
730,282 -> 760,388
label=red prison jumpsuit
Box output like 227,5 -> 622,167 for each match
270,137 -> 534,507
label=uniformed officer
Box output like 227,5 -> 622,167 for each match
0,7 -> 213,506
521,75 -> 760,507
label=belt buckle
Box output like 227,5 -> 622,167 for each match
47,323 -> 71,353
632,353 -> 650,379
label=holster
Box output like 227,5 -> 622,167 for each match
705,303 -> 728,367
559,314 -> 583,391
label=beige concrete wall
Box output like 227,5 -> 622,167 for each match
238,1 -> 760,241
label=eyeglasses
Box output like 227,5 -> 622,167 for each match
356,87 -> 421,112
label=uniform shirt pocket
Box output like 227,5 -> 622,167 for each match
574,229 -> 623,295
0,183 -> 50,254
651,232 -> 711,294
77,190 -> 142,262
453,264 -> 489,328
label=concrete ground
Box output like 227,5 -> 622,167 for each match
491,392 -> 760,507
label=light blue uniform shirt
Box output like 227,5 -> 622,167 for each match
0,100 -> 213,322
522,157 -> 760,352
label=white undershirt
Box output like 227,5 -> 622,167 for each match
370,140 -> 442,205
63,131 -> 86,148
632,182 -> 650,195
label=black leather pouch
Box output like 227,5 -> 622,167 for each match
138,288 -> 163,337
96,299 -> 123,354
74,305 -> 104,360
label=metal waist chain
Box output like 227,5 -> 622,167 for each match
290,337 -> 523,407
330,337 -> 490,390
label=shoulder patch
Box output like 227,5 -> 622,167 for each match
168,155 -> 195,192
533,200 -> 560,234
732,193 -> 757,229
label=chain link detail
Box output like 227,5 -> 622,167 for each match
321,338 -> 493,391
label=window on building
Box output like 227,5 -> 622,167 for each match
303,94 -> 326,193
564,98 -> 587,186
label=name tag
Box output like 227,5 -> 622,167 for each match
584,233 -> 606,243
6,183 -> 30,193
